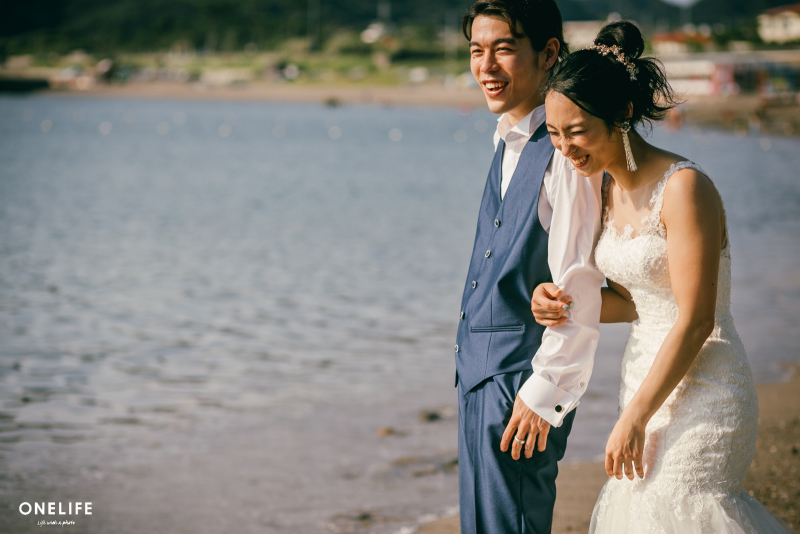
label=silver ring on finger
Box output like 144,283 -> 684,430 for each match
513,435 -> 526,445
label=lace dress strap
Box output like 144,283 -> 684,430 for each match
642,160 -> 707,238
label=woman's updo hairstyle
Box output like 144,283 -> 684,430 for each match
543,21 -> 679,132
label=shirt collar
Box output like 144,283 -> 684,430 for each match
496,104 -> 546,144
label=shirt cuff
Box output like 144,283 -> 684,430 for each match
517,373 -> 579,428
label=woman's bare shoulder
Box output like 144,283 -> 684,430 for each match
661,162 -> 723,234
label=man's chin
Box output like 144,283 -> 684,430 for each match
484,97 -> 509,115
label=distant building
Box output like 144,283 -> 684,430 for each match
758,3 -> 800,44
660,50 -> 800,96
662,59 -> 718,95
651,31 -> 714,56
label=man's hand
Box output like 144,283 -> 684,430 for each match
500,395 -> 551,460
531,282 -> 572,327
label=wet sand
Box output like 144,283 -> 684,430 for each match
417,366 -> 800,534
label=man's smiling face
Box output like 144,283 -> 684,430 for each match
469,15 -> 548,122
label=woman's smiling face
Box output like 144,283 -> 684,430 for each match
545,90 -> 619,176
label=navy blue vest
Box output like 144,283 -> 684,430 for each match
455,122 -> 555,393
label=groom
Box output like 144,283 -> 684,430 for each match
454,1 -> 605,532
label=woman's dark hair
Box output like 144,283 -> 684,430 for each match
543,21 -> 679,132
462,0 -> 569,63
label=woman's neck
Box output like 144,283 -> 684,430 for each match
604,131 -> 659,192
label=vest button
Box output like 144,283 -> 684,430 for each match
455,344 -> 459,353
460,311 -> 465,319
485,250 -> 491,258
472,281 -> 477,289
495,219 -> 501,227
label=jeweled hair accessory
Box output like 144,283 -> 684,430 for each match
585,44 -> 639,81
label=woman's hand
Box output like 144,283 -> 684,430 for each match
532,281 -> 640,326
604,411 -> 647,480
531,283 -> 572,327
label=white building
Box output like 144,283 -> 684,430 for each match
651,31 -> 714,56
758,3 -> 800,44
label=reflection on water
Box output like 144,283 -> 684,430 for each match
0,95 -> 799,533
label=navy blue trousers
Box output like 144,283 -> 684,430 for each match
458,369 -> 576,534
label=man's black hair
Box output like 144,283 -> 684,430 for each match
462,0 -> 569,63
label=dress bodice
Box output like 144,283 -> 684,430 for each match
594,161 -> 732,330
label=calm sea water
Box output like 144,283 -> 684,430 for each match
1,94 -> 798,533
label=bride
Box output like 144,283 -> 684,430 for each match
531,21 -> 796,533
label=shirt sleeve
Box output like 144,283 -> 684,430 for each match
517,150 -> 605,427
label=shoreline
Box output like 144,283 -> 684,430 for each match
9,80 -> 489,108
416,365 -> 800,534
4,80 -> 800,137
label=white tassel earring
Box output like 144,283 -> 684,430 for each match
621,121 -> 637,172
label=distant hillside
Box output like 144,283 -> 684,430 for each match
3,0 -> 472,53
2,0 -> 475,54
1,0 -> 788,55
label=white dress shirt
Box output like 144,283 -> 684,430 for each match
493,105 -> 604,428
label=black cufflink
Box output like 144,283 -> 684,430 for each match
555,405 -> 563,413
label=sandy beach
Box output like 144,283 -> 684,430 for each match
27,79 -> 490,108
417,365 -> 800,534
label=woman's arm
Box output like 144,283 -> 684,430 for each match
530,279 -> 637,326
601,281 -> 638,323
605,168 -> 723,481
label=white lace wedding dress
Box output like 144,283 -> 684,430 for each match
590,161 -> 795,533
